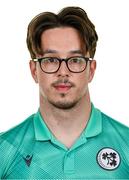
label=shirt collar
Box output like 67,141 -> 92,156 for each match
33,103 -> 102,141
33,111 -> 52,141
83,103 -> 102,138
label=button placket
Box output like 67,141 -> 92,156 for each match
64,152 -> 75,174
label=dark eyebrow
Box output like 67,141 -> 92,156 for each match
42,49 -> 84,55
43,49 -> 58,55
69,50 -> 84,55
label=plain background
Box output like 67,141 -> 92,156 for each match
0,0 -> 129,131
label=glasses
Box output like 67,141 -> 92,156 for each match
32,56 -> 92,74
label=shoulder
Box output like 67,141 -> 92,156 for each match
0,114 -> 35,143
0,114 -> 35,177
101,112 -> 129,157
100,112 -> 129,166
101,112 -> 129,137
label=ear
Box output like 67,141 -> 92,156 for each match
29,60 -> 38,83
88,60 -> 96,82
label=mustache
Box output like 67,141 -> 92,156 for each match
51,78 -> 75,87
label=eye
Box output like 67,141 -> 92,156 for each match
42,57 -> 58,63
69,57 -> 85,64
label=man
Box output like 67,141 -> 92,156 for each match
0,6 -> 129,179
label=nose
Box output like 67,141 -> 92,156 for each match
57,60 -> 70,77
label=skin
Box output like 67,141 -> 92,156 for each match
30,27 -> 96,148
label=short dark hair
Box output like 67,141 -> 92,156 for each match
26,6 -> 98,58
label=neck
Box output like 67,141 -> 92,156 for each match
39,91 -> 91,148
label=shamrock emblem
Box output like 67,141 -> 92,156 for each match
97,148 -> 120,170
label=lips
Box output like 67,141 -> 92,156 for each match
54,84 -> 72,92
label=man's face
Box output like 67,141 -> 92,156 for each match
30,27 -> 96,109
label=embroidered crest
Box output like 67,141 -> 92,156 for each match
97,147 -> 121,170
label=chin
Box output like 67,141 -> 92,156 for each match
48,96 -> 80,110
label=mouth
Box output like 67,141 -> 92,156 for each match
53,84 -> 72,92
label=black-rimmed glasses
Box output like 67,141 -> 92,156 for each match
32,56 -> 92,74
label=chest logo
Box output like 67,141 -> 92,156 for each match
23,154 -> 33,167
97,147 -> 121,170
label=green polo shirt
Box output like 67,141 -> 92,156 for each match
0,104 -> 129,179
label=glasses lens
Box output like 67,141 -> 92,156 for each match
40,57 -> 59,73
68,57 -> 87,72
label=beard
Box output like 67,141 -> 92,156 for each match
41,77 -> 88,110
47,93 -> 80,110
48,78 -> 79,109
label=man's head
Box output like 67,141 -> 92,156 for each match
27,7 -> 98,110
